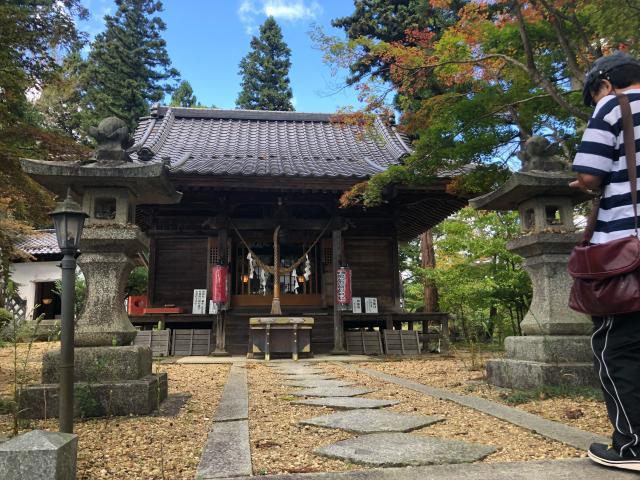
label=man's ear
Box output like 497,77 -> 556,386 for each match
600,79 -> 613,95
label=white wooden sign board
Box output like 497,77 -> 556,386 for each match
364,297 -> 378,314
192,289 -> 207,314
351,297 -> 362,314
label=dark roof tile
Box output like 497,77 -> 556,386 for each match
131,106 -> 412,178
15,230 -> 60,256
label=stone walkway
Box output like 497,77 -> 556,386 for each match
348,365 -> 608,451
219,458 -> 637,479
273,362 -> 496,468
196,364 -> 251,479
195,360 -> 620,479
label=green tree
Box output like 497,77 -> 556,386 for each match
84,0 -> 179,131
170,80 -> 199,107
402,207 -> 531,343
36,50 -> 88,139
236,17 -> 294,111
324,1 -> 640,205
331,0 -> 465,86
0,0 -> 89,306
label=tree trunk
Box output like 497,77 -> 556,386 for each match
420,230 -> 439,313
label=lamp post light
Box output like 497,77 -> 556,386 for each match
51,190 -> 88,434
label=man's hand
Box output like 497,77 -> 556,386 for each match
569,173 -> 602,194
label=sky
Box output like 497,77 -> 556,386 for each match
79,0 -> 364,113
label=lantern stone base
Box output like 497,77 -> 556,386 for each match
19,374 -> 167,419
19,345 -> 168,419
486,335 -> 598,389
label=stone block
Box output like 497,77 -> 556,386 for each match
291,397 -> 399,410
291,387 -> 374,397
196,421 -> 251,479
0,429 -> 77,480
213,365 -> 248,422
504,336 -> 593,363
42,345 -> 152,383
300,410 -> 444,433
315,432 -> 495,467
486,358 -> 598,389
19,373 -> 167,419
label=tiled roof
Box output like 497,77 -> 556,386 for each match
15,230 -> 60,256
130,106 -> 412,178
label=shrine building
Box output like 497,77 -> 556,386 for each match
129,106 -> 468,355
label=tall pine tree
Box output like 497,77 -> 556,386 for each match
84,0 -> 179,131
236,17 -> 294,111
170,80 -> 198,107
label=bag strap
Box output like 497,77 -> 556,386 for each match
582,93 -> 638,242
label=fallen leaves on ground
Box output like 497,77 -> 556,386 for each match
0,341 -> 228,480
247,363 -> 357,475
360,352 -> 610,437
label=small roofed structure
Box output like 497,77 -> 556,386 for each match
125,106 -> 468,355
10,230 -> 62,322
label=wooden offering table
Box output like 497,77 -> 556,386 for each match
248,317 -> 314,361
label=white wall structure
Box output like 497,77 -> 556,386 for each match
10,261 -> 61,319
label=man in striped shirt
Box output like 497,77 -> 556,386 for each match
571,52 -> 640,471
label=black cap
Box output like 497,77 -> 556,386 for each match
582,52 -> 640,106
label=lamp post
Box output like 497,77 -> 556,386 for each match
51,190 -> 88,434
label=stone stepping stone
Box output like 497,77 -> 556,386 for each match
300,409 -> 444,434
292,397 -> 400,410
284,379 -> 355,388
291,387 -> 374,397
281,374 -> 337,381
315,432 -> 496,467
274,369 -> 326,375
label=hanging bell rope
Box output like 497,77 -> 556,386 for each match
230,218 -> 331,275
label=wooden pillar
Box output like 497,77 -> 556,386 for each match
213,224 -> 230,356
330,227 -> 347,354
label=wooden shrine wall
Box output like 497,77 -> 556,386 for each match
343,236 -> 398,311
150,236 -> 208,307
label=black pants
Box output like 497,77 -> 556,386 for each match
592,314 -> 640,456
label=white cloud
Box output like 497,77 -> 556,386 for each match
238,0 -> 322,35
264,0 -> 321,21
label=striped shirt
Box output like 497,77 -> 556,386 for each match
572,88 -> 640,244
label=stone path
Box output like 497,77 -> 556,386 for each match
196,364 -> 252,479
300,410 -> 444,434
276,362 -> 496,469
291,397 -> 400,410
350,365 -> 608,451
316,433 -> 495,467
218,458 -> 638,479
285,380 -> 355,388
292,387 -> 374,397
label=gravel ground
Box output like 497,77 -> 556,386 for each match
247,363 -> 358,475
0,342 -> 609,478
0,342 -> 229,480
359,352 -> 610,437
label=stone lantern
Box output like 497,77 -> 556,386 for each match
470,136 -> 596,388
19,117 -> 181,418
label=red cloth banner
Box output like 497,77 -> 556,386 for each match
211,265 -> 228,303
